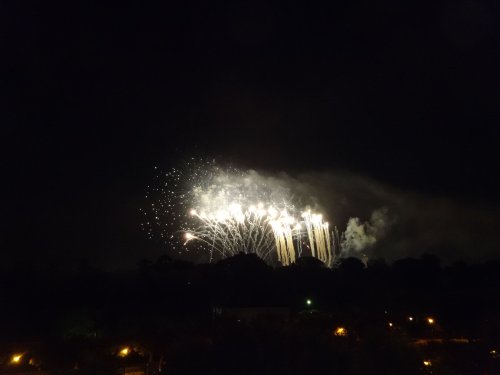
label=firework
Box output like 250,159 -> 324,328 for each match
301,211 -> 333,265
142,160 -> 339,266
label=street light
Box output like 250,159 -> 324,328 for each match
118,347 -> 130,358
10,354 -> 23,365
334,327 -> 347,336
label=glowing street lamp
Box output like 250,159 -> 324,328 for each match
10,354 -> 23,365
118,347 -> 130,358
306,299 -> 312,307
427,317 -> 435,325
334,327 -> 347,336
423,360 -> 432,367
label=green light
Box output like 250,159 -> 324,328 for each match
306,299 -> 312,306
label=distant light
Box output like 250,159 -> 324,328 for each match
306,299 -> 312,306
334,327 -> 347,337
427,317 -> 435,325
423,360 -> 432,367
408,316 -> 414,321
118,347 -> 130,357
388,322 -> 393,327
10,354 -> 22,364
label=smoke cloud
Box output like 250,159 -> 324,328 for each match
340,207 -> 392,257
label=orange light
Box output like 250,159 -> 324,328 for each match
10,354 -> 23,364
118,347 -> 130,357
427,317 -> 435,325
423,360 -> 432,367
334,327 -> 347,336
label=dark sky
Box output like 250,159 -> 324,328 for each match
1,0 -> 499,268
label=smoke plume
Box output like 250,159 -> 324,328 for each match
340,207 -> 392,257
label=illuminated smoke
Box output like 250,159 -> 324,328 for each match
340,207 -> 391,258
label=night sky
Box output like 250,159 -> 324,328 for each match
1,1 -> 499,269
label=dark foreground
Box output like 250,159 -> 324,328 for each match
1,254 -> 499,374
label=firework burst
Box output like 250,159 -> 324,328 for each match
141,159 -> 339,266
